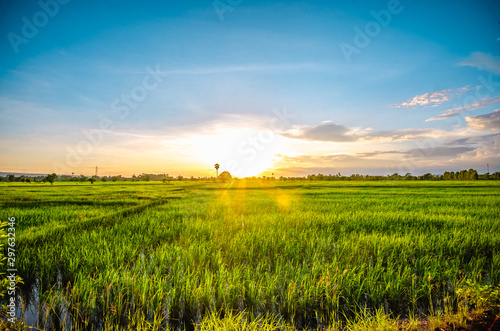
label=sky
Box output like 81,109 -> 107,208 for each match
0,0 -> 499,178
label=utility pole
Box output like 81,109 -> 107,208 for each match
95,166 -> 98,178
487,163 -> 490,174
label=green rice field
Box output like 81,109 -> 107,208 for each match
1,180 -> 500,330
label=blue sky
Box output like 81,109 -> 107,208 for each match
1,0 -> 499,177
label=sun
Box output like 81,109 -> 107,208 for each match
188,127 -> 285,177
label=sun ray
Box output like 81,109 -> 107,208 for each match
165,127 -> 288,177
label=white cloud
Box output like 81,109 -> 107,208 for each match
425,112 -> 460,122
465,109 -> 500,131
396,89 -> 451,108
281,121 -> 440,143
457,134 -> 500,162
394,87 -> 470,109
426,95 -> 500,122
282,122 -> 357,142
458,52 -> 500,75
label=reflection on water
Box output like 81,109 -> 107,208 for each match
10,268 -> 448,331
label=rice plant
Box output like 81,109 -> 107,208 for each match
1,180 -> 499,329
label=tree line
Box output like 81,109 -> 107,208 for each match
287,169 -> 499,181
0,173 -> 221,184
1,168 -> 498,184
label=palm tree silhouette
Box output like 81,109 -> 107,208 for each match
214,163 -> 220,180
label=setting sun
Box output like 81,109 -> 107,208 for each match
169,127 -> 286,177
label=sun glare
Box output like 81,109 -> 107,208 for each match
182,128 -> 285,177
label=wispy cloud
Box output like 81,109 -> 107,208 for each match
362,128 -> 433,141
357,146 -> 475,159
394,89 -> 452,108
281,121 -> 435,143
465,108 -> 500,131
0,97 -> 59,126
425,95 -> 500,122
393,87 -> 470,109
160,63 -> 321,76
272,145 -> 476,174
281,121 -> 357,142
456,134 -> 500,162
458,52 -> 500,75
425,112 -> 460,122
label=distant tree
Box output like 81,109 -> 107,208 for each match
479,173 -> 489,180
79,175 -> 87,183
350,174 -> 364,181
459,170 -> 468,180
132,174 -> 137,182
389,173 -> 402,180
214,163 -> 220,179
218,171 -> 232,182
101,177 -> 107,182
419,173 -> 432,180
7,175 -> 15,182
25,178 -> 31,183
404,173 -> 415,180
467,168 -> 478,180
88,177 -> 96,184
44,173 -> 58,185
112,176 -> 119,182
162,174 -> 171,184
142,175 -> 150,182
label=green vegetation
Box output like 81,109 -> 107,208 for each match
1,180 -> 499,330
43,173 -> 58,185
2,167 -> 499,184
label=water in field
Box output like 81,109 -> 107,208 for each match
2,181 -> 500,329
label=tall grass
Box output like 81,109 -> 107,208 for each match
1,181 -> 499,329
